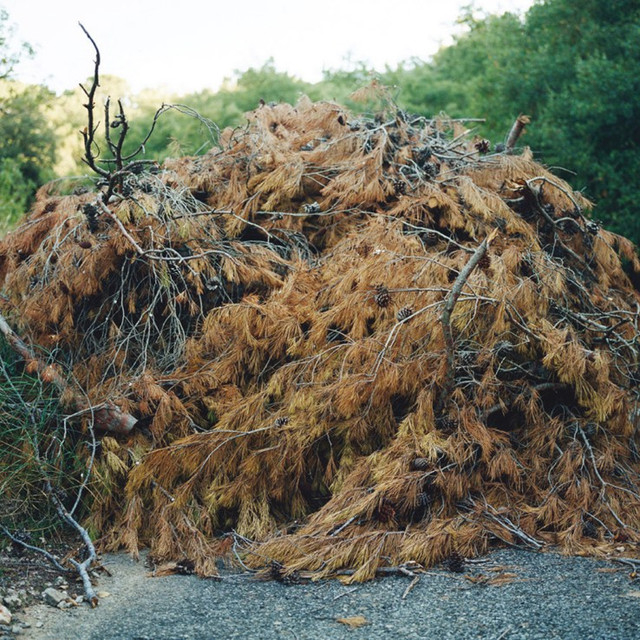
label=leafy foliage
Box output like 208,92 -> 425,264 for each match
0,337 -> 72,534
0,11 -> 56,233
383,0 -> 640,241
0,157 -> 35,235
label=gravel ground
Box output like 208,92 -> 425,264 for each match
15,548 -> 640,640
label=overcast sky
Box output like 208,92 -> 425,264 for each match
2,0 -> 534,95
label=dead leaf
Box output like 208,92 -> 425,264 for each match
464,573 -> 489,584
150,559 -> 196,577
96,591 -> 111,598
487,572 -> 519,586
624,590 -> 640,598
336,615 -> 368,628
488,565 -> 515,573
465,572 -> 520,586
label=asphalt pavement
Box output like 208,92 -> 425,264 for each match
20,548 -> 640,640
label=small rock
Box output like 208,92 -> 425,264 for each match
3,594 -> 22,609
21,622 -> 30,628
0,604 -> 11,625
75,596 -> 84,604
57,601 -> 71,610
11,624 -> 22,635
35,621 -> 44,628
54,577 -> 65,587
42,588 -> 66,607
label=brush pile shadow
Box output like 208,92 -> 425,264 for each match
1,96 -> 639,581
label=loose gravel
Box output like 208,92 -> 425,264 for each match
19,548 -> 640,640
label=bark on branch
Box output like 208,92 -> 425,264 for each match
0,311 -> 136,434
78,23 -> 109,179
505,114 -> 531,153
438,229 -> 498,410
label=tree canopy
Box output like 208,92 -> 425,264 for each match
0,0 -> 639,242
0,11 -> 56,231
408,0 -> 640,241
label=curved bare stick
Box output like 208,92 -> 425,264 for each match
439,229 -> 498,409
0,311 -> 136,434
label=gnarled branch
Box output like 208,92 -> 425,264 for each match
0,311 -> 136,434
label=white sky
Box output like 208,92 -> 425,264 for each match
1,0 -> 534,96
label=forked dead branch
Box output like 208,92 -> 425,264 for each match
0,49 -> 639,583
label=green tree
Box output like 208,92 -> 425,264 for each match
0,7 -> 32,80
118,62 -> 311,164
385,0 -> 640,241
0,11 -> 57,232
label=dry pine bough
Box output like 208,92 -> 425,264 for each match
1,96 -> 639,580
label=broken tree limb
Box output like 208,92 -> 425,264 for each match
505,114 -> 531,153
46,480 -> 100,607
439,229 -> 498,409
0,525 -> 70,573
0,311 -> 136,434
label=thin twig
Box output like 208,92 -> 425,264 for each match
401,575 -> 420,599
46,481 -> 99,606
78,23 -> 109,179
0,526 -> 70,573
0,310 -> 136,434
439,229 -> 497,409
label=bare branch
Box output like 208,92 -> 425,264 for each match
78,23 -> 109,179
439,229 -> 498,408
505,114 -> 531,153
0,310 -> 136,434
0,525 -> 69,573
46,481 -> 99,606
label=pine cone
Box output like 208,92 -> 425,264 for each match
423,161 -> 440,178
474,139 -> 491,154
83,202 -> 99,233
423,231 -> 440,246
374,284 -> 391,308
586,220 -> 600,235
393,179 -> 407,195
269,561 -> 286,581
582,520 -> 598,539
375,499 -> 397,524
175,558 -> 195,575
411,457 -> 430,471
444,552 -> 465,573
302,201 -> 321,214
477,252 -> 491,271
397,306 -> 414,322
282,570 -> 301,585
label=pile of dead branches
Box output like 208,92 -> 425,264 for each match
1,95 -> 639,580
